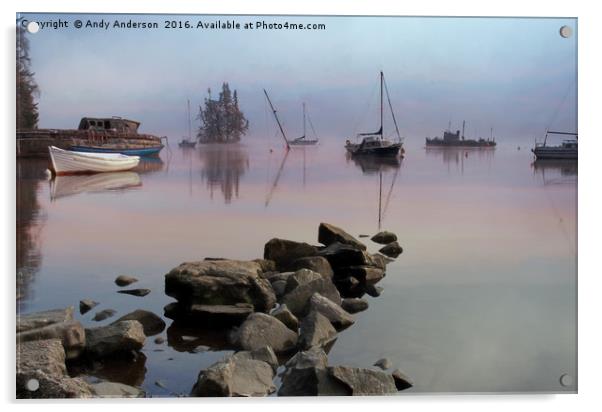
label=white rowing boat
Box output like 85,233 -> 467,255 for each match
48,146 -> 140,175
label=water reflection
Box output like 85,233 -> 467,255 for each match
197,144 -> 249,204
425,147 -> 495,173
134,156 -> 166,175
50,172 -> 142,201
265,149 -> 290,207
16,160 -> 47,306
532,159 -> 578,183
345,152 -> 401,175
68,353 -> 147,387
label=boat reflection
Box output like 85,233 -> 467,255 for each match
532,159 -> 577,185
50,172 -> 142,201
198,144 -> 249,204
134,156 -> 166,175
346,152 -> 401,175
425,146 -> 494,174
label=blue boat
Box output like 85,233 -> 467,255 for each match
70,144 -> 164,157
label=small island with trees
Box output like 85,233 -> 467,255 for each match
197,83 -> 249,143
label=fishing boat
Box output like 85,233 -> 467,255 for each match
289,103 -> 319,146
263,89 -> 291,150
48,146 -> 140,175
345,71 -> 403,157
426,121 -> 496,147
69,144 -> 164,157
179,99 -> 197,148
532,131 -> 578,160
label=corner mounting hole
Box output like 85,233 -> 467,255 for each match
26,378 -> 39,391
559,373 -> 573,387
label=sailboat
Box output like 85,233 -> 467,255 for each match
263,89 -> 291,150
179,99 -> 197,148
290,103 -> 319,146
532,130 -> 577,160
345,71 -> 403,156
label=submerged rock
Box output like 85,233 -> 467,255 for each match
79,299 -> 99,315
263,238 -> 319,270
281,277 -> 342,318
115,275 -> 138,287
373,358 -> 392,370
391,369 -> 414,391
85,320 -> 146,358
378,242 -> 403,258
309,293 -> 355,331
165,260 -> 275,313
328,366 -> 398,395
271,304 -> 299,331
288,256 -> 334,279
112,309 -> 166,336
371,231 -> 397,245
164,302 -> 254,326
298,310 -> 337,350
341,298 -> 369,314
90,382 -> 145,398
92,309 -> 117,322
117,288 -> 150,297
230,313 -> 298,354
318,223 -> 366,251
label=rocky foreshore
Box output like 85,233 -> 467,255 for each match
16,223 -> 410,398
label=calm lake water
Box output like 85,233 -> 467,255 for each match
16,138 -> 577,395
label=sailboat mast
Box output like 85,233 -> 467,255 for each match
263,89 -> 290,149
462,120 -> 465,140
303,102 -> 306,138
380,71 -> 384,141
187,99 -> 192,140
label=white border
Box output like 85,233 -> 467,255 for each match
2,1 -> 600,411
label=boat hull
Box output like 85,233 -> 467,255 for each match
346,143 -> 402,157
289,140 -> 318,146
70,145 -> 164,157
48,146 -> 140,175
532,147 -> 578,160
425,138 -> 496,148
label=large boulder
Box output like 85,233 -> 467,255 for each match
285,268 -> 323,293
281,277 -> 341,318
309,293 -> 355,331
230,313 -> 298,354
298,310 -> 337,350
85,320 -> 146,358
278,347 -> 349,396
79,300 -> 99,315
341,298 -> 369,314
288,256 -> 334,279
317,242 -> 370,269
263,238 -> 319,270
318,223 -> 366,250
112,309 -> 166,336
231,346 -> 279,373
191,353 -> 275,397
16,339 -> 93,399
371,231 -> 397,245
90,382 -> 145,398
378,242 -> 403,258
335,266 -> 385,284
328,366 -> 398,395
164,302 -> 254,326
165,260 -> 276,312
392,369 -> 414,391
16,308 -> 85,359
271,304 -> 299,331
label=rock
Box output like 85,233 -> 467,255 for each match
317,242 -> 370,269
278,347 -> 349,396
16,339 -> 93,399
90,382 -> 145,398
281,277 -> 342,318
271,304 -> 299,331
358,234 -> 369,238
115,275 -> 138,287
285,268 -> 323,293
92,309 -> 117,322
335,276 -> 360,291
17,307 -> 74,333
369,253 -> 389,270
271,280 -> 287,298
252,258 -> 276,273
336,266 -> 385,284
328,366 -> 398,395
79,299 -> 99,315
17,317 -> 85,360
165,260 -> 276,313
391,369 -> 414,391
373,358 -> 392,370
231,313 -> 298,354
154,336 -> 165,344
191,354 -> 275,397
155,380 -> 168,389
265,271 -> 295,284
117,288 -> 150,297
112,309 -> 166,336
378,242 -> 403,258
371,231 -> 398,244
341,298 -> 369,314
232,346 -> 279,373
263,238 -> 320,270
298,310 -> 337,350
85,320 -> 146,358
288,256 -> 334,279
365,285 -> 384,297
318,223 -> 366,250
309,293 -> 355,331
164,302 -> 254,326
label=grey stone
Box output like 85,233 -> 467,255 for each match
117,288 -> 150,297
285,268 -> 323,293
317,242 -> 370,269
287,256 -> 334,279
231,313 -> 298,354
392,369 -> 414,391
373,358 -> 392,370
85,320 -> 145,358
164,302 -> 254,326
328,366 -> 398,395
165,260 -> 276,313
154,336 -> 165,344
309,293 -> 355,331
281,277 -> 341,318
271,304 -> 299,331
232,346 -> 279,373
378,241 -> 403,258
17,307 -> 74,333
263,238 -> 319,270
115,275 -> 138,287
341,298 -> 369,314
271,280 -> 287,298
90,382 -> 145,398
92,309 -> 117,322
252,258 -> 276,273
298,310 -> 337,350
318,223 -> 366,250
79,300 -> 99,315
112,309 -> 166,336
371,231 -> 398,245
17,320 -> 85,360
366,285 -> 384,297
339,266 -> 385,284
